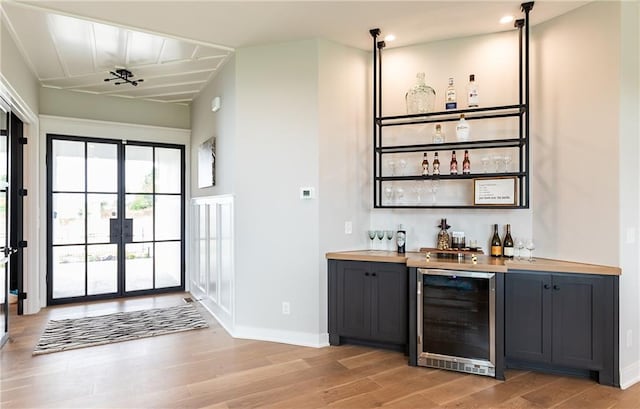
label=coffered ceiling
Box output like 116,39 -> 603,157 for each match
1,1 -> 589,106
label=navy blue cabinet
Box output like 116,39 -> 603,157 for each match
328,260 -> 408,350
505,271 -> 618,386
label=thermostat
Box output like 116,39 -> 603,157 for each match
300,187 -> 315,199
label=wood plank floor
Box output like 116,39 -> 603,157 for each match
1,293 -> 638,408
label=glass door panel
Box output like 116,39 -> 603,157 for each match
0,102 -> 8,346
48,136 -> 184,304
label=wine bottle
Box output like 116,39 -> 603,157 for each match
445,77 -> 457,110
450,151 -> 458,175
421,152 -> 429,176
491,224 -> 502,257
467,74 -> 479,107
503,224 -> 514,259
433,152 -> 440,175
462,150 -> 471,175
396,224 -> 406,254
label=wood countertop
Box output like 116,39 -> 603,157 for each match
326,250 -> 621,276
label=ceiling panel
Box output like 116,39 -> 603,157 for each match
2,2 -> 233,105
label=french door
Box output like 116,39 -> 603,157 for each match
0,98 -> 10,346
47,135 -> 185,304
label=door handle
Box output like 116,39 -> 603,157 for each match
553,285 -> 560,291
123,218 -> 133,243
109,218 -> 121,243
1,247 -> 17,257
543,284 -> 550,290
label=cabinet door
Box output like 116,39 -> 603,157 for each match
370,263 -> 408,344
505,273 -> 552,363
335,261 -> 371,339
551,275 -> 605,369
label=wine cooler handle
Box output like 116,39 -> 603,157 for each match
371,273 -> 377,277
364,272 -> 370,276
543,284 -> 551,290
553,285 -> 560,291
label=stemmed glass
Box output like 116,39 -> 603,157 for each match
515,238 -> 525,260
526,239 -> 536,262
398,159 -> 407,176
493,155 -> 503,173
384,186 -> 394,204
430,180 -> 440,204
481,156 -> 490,173
395,187 -> 405,204
376,230 -> 385,250
504,155 -> 513,173
386,160 -> 397,176
385,230 -> 395,251
412,183 -> 424,204
368,230 -> 377,249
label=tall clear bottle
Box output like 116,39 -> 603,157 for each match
433,124 -> 444,143
445,77 -> 457,110
467,74 -> 479,107
405,73 -> 436,114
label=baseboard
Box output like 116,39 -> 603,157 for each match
620,360 -> 640,389
233,325 -> 330,348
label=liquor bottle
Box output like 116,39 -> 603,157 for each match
405,73 -> 436,114
491,224 -> 502,257
503,224 -> 514,259
445,77 -> 457,110
437,219 -> 451,250
396,224 -> 406,254
433,152 -> 440,175
456,114 -> 470,140
462,150 -> 471,174
450,151 -> 458,175
433,124 -> 444,143
421,153 -> 429,176
467,74 -> 479,107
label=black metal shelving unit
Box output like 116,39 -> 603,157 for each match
371,2 -> 534,209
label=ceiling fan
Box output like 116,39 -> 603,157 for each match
104,68 -> 144,86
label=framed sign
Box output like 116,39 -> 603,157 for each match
198,136 -> 216,188
473,177 -> 516,206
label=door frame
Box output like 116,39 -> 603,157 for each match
46,133 -> 186,305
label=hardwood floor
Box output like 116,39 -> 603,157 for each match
1,293 -> 638,408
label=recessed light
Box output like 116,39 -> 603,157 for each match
384,34 -> 396,42
500,15 -> 514,24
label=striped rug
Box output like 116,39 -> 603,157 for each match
33,303 -> 208,355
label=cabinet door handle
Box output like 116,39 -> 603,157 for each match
543,284 -> 551,290
372,273 -> 377,277
364,272 -> 370,276
553,285 -> 560,291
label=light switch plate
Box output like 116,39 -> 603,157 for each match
300,187 -> 315,199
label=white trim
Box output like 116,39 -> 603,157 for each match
620,360 -> 640,389
233,325 -> 330,349
38,114 -> 190,132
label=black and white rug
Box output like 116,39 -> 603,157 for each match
33,303 -> 209,355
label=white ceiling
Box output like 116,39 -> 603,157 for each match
1,1 -> 588,105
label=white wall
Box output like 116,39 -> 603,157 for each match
370,29 -> 532,252
40,88 -> 190,129
0,20 -> 39,115
233,40 -> 322,345
317,40 -> 370,337
190,57 -> 236,197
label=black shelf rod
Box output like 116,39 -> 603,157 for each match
377,138 -> 525,154
374,205 -> 528,210
379,104 -> 523,122
376,172 -> 525,182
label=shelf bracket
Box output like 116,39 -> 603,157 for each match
521,2 -> 534,13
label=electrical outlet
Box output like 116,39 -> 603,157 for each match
282,301 -> 290,315
627,329 -> 633,347
345,221 -> 353,235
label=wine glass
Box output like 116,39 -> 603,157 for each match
376,230 -> 385,250
526,239 -> 536,262
431,179 -> 440,204
515,238 -> 525,260
385,230 -> 394,251
398,159 -> 407,176
368,230 -> 376,249
493,155 -> 503,173
481,156 -> 490,173
384,186 -> 394,204
503,155 -> 513,172
395,187 -> 405,204
412,183 -> 424,203
386,159 -> 396,176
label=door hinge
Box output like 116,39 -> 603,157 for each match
18,188 -> 28,197
418,335 -> 422,345
18,137 -> 27,145
18,292 -> 27,300
18,240 -> 27,248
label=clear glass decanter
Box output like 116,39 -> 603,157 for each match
405,72 -> 436,114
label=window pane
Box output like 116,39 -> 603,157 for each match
87,194 -> 117,244
155,241 -> 180,288
154,195 -> 180,241
126,194 -> 153,242
155,148 -> 181,193
53,140 -> 85,192
87,143 -> 117,193
52,193 -> 85,245
0,194 -> 6,248
87,244 -> 117,295
125,145 -> 153,193
0,133 -> 7,185
125,243 -> 153,291
52,245 -> 85,298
